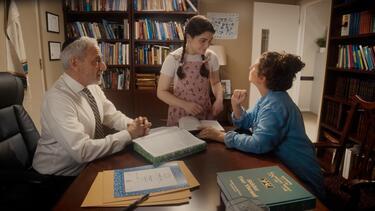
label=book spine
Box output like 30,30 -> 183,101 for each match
153,142 -> 207,164
217,177 -> 233,201
134,142 -> 207,164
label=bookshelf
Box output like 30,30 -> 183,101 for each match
63,0 -> 199,126
318,0 -> 374,145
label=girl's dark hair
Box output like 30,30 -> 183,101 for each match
258,51 -> 305,91
177,15 -> 215,79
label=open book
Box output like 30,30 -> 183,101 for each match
133,127 -> 206,164
178,116 -> 224,132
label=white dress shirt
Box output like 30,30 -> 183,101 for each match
32,73 -> 133,176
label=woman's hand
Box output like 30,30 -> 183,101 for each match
212,99 -> 224,116
197,127 -> 225,143
231,89 -> 247,107
184,102 -> 204,115
231,89 -> 247,119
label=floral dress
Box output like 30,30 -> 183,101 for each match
167,60 -> 213,126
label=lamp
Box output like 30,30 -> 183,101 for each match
208,45 -> 227,66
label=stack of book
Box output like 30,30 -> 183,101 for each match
135,73 -> 157,90
135,45 -> 177,65
217,166 -> 316,211
81,161 -> 199,207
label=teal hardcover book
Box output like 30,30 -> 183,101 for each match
133,127 -> 206,164
217,166 -> 316,211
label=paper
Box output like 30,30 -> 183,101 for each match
179,116 -> 225,131
207,12 -> 239,39
81,172 -> 191,207
82,161 -> 200,207
124,167 -> 177,192
114,162 -> 188,197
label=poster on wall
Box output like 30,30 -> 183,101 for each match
207,12 -> 239,39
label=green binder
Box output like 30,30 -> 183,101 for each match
217,166 -> 316,211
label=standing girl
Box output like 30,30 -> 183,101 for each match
157,15 -> 223,126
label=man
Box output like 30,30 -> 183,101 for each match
32,36 -> 151,177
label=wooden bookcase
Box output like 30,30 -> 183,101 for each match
318,0 -> 375,144
63,0 -> 199,127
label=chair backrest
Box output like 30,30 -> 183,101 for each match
346,95 -> 375,180
0,72 -> 40,170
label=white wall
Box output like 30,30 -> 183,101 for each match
298,0 -> 330,112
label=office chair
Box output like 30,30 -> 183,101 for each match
0,72 -> 58,210
315,95 -> 375,210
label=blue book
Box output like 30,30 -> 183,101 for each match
217,166 -> 316,211
113,162 -> 189,197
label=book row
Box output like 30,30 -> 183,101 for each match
134,45 -> 178,65
334,77 -> 375,101
336,45 -> 375,71
322,101 -> 343,129
99,42 -> 130,65
66,20 -> 130,40
65,0 -> 127,12
101,68 -> 130,90
134,0 -> 190,12
341,11 -> 375,36
323,99 -> 371,133
134,19 -> 185,41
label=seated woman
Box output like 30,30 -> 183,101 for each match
198,51 -> 326,201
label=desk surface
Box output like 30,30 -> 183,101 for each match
54,142 -> 329,211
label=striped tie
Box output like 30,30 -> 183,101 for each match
82,88 -> 105,139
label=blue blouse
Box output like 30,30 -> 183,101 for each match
224,91 -> 325,199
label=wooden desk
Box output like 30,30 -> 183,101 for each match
54,143 -> 329,211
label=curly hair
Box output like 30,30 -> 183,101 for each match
177,15 -> 215,79
257,51 -> 305,91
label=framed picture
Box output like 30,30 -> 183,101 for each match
48,41 -> 61,61
46,12 -> 59,33
221,79 -> 232,99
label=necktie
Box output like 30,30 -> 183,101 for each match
82,88 -> 105,139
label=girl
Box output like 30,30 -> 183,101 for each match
198,51 -> 326,201
157,15 -> 223,126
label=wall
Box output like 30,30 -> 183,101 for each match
200,0 -> 299,108
38,0 -> 65,89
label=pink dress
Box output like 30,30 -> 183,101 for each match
167,61 -> 213,126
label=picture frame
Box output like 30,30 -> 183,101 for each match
221,79 -> 232,99
48,41 -> 61,61
46,12 -> 60,33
